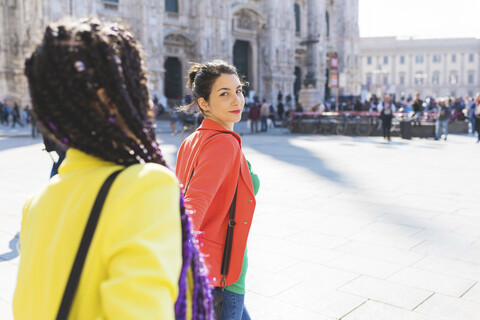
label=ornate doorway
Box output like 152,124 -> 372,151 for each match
164,57 -> 182,105
233,40 -> 251,94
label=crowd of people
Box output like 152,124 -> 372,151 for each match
239,91 -> 480,142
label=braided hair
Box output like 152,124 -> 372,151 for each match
25,18 -> 213,320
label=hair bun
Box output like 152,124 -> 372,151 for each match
187,62 -> 202,91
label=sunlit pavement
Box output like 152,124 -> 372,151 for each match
1,121 -> 480,319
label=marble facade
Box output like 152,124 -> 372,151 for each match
0,0 -> 360,108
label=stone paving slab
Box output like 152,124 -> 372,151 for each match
342,300 -> 442,320
339,276 -> 434,310
1,122 -> 480,319
415,293 -> 480,320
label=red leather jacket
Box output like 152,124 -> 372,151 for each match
176,119 -> 256,287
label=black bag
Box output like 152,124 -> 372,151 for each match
56,169 -> 123,320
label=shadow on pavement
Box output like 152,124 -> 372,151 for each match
0,232 -> 20,262
245,135 -> 348,186
0,137 -> 43,152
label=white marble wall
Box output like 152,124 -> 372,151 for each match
0,0 -> 360,105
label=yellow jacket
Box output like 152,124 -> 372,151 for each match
13,149 -> 182,319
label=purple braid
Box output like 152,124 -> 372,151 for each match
175,195 -> 214,319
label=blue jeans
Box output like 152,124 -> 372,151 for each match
261,116 -> 268,131
212,288 -> 251,320
435,120 -> 448,140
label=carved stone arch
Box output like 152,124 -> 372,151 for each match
163,30 -> 196,61
231,5 -> 267,32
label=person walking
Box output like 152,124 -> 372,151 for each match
14,18 -> 212,320
379,95 -> 396,141
473,93 -> 480,143
248,101 -> 260,133
412,92 -> 423,123
169,106 -> 178,135
11,103 -> 24,128
3,102 -> 11,126
277,99 -> 285,121
260,98 -> 270,132
176,60 -> 257,320
468,93 -> 479,135
435,98 -> 450,141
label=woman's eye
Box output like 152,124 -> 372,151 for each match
220,92 -> 228,96
237,89 -> 244,95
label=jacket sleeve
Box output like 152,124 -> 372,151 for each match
184,135 -> 239,230
100,167 -> 182,320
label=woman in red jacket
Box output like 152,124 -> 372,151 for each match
176,60 -> 257,320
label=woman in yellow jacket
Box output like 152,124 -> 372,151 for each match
13,18 -> 212,319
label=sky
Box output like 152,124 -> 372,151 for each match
359,0 -> 480,39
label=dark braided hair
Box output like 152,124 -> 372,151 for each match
25,18 -> 213,320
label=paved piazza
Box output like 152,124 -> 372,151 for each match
1,121 -> 480,319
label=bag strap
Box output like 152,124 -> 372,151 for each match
220,181 -> 239,289
181,132 -> 241,288
56,169 -> 123,320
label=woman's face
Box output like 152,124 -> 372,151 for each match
200,73 -> 244,131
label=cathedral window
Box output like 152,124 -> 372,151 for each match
468,71 -> 474,84
399,55 -> 405,64
415,55 -> 424,64
294,3 -> 301,33
451,54 -> 456,63
103,0 -> 118,10
165,0 -> 178,13
469,53 -> 474,63
414,72 -> 425,85
367,56 -> 372,65
449,72 -> 458,85
432,72 -> 440,85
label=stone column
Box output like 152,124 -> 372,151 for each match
297,0 -> 322,110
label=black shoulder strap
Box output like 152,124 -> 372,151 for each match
220,181 -> 238,284
56,169 -> 123,320
181,132 -> 242,288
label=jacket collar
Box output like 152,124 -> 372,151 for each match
58,148 -> 121,175
197,119 -> 242,145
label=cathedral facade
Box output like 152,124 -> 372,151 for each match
0,0 -> 360,108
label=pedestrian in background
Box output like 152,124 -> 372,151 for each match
11,103 -> 24,128
277,99 -> 285,121
176,60 -> 257,320
248,101 -> 260,133
379,95 -> 396,141
14,18 -> 212,320
260,98 -> 270,132
169,106 -> 178,135
473,93 -> 480,143
3,102 -> 11,125
468,93 -> 479,135
435,98 -> 450,141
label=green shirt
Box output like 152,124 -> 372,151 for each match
225,160 -> 259,295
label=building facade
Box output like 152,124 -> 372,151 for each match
360,37 -> 480,100
0,0 -> 360,108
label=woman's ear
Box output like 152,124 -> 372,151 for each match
198,97 -> 209,113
